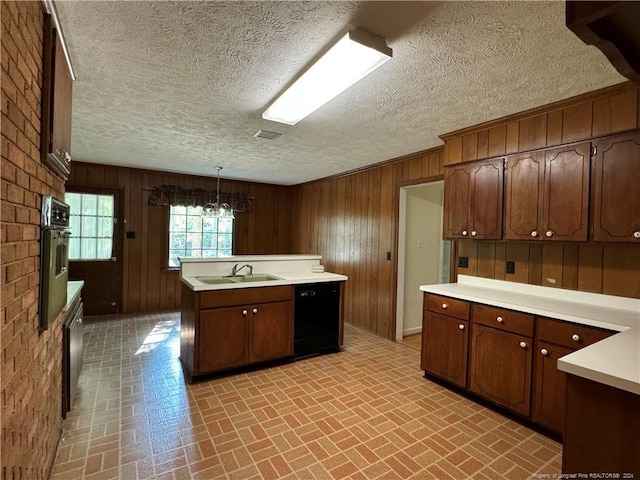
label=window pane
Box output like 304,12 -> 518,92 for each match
65,193 -> 115,261
168,205 -> 233,266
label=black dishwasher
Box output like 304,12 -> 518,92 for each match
294,282 -> 341,358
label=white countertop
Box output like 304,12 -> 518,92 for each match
180,254 -> 347,291
420,275 -> 640,395
63,280 -> 84,313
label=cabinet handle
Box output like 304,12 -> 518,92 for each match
471,231 -> 478,237
462,230 -> 468,236
633,231 -> 640,239
572,334 -> 580,342
545,230 -> 554,238
519,341 -> 527,349
531,231 -> 538,238
458,324 -> 465,330
253,308 -> 258,314
242,310 -> 248,316
541,348 -> 548,356
496,316 -> 503,323
441,303 -> 448,309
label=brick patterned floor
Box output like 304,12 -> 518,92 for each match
51,312 -> 561,479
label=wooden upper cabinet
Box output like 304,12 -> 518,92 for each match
443,158 -> 503,240
505,142 -> 590,241
504,151 -> 545,240
592,132 -> 640,242
41,14 -> 73,180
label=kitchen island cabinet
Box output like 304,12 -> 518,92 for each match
182,285 -> 292,379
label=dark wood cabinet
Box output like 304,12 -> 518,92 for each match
591,132 -> 640,242
41,14 -> 73,179
531,317 -> 614,435
200,306 -> 248,372
421,312 -> 469,388
421,294 -> 470,388
248,301 -> 293,364
443,158 -> 504,240
180,285 -> 293,379
505,143 -> 590,241
531,341 -> 573,434
469,324 -> 532,416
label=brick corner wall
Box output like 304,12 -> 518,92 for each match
2,1 -> 67,478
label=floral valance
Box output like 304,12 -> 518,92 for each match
147,185 -> 253,212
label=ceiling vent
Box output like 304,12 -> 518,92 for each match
253,130 -> 281,140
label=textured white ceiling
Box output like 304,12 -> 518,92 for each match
56,1 -> 624,186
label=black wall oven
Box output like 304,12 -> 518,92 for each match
40,196 -> 70,330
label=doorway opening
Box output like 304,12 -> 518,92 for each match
395,181 -> 450,341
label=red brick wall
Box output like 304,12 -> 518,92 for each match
1,2 -> 67,478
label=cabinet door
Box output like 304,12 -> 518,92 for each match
469,159 -> 504,239
421,312 -> 469,388
592,132 -> 640,242
469,324 -> 532,416
248,301 -> 293,364
531,341 -> 573,435
199,307 -> 247,373
505,152 -> 545,240
443,165 -> 471,239
543,143 -> 590,241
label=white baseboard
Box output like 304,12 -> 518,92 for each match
403,326 -> 422,336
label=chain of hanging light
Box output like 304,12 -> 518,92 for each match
202,166 -> 235,219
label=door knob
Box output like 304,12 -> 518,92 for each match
633,231 -> 640,239
242,310 -> 248,316
531,231 -> 538,237
458,324 -> 465,330
253,308 -> 258,314
471,231 -> 477,237
519,341 -> 527,349
572,334 -> 580,342
111,256 -> 117,262
496,316 -> 503,323
462,230 -> 468,236
441,303 -> 448,309
541,348 -> 548,356
545,230 -> 554,238
110,302 -> 116,307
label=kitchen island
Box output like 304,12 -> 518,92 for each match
179,255 -> 347,381
419,275 -> 639,475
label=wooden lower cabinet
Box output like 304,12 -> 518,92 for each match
531,341 -> 573,434
421,312 -> 469,388
469,324 -> 532,416
563,375 -> 640,476
180,285 -> 293,379
200,307 -> 248,373
248,301 -> 293,364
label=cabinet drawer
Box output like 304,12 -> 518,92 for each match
536,317 -> 614,349
472,304 -> 534,337
425,294 -> 470,320
201,285 -> 293,309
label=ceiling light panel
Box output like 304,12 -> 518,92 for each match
262,28 -> 392,125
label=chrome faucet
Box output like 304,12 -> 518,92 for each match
232,263 -> 253,276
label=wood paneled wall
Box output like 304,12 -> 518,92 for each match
443,83 -> 640,165
68,162 -> 292,313
290,150 -> 444,338
456,241 -> 640,299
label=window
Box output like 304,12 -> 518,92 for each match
65,192 -> 115,260
168,205 -> 233,267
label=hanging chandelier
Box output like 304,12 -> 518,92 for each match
202,166 -> 235,219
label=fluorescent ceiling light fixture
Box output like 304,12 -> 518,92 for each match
262,28 -> 392,125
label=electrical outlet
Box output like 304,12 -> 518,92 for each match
506,260 -> 515,274
386,251 -> 391,261
126,231 -> 135,239
458,256 -> 469,268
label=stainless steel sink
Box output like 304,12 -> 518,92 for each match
196,274 -> 283,285
232,274 -> 283,283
